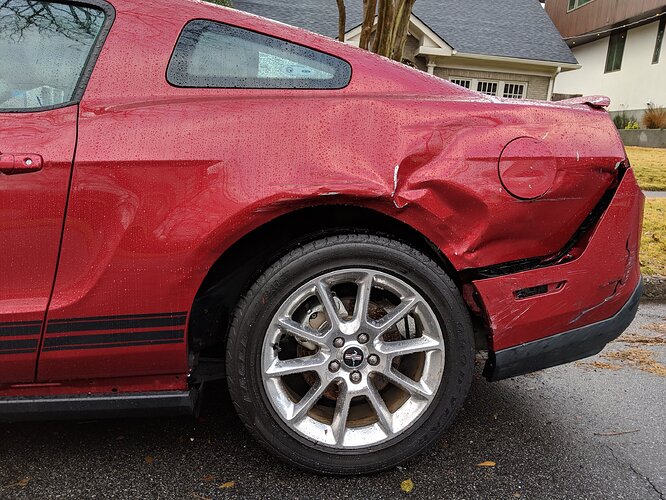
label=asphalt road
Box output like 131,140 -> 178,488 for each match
1,303 -> 664,500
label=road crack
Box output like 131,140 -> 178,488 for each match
605,444 -> 664,499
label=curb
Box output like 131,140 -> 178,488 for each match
642,275 -> 666,302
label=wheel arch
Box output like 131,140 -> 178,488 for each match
188,204 -> 459,359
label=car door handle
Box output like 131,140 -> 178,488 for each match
0,153 -> 43,175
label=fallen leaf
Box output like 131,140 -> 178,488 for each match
202,474 -> 214,482
144,455 -> 154,465
4,477 -> 31,489
603,348 -> 666,377
191,493 -> 211,500
219,481 -> 235,490
477,461 -> 496,467
400,479 -> 414,493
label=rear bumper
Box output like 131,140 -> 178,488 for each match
483,280 -> 642,381
473,169 -> 645,379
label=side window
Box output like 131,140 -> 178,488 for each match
0,1 -> 107,111
167,20 -> 352,90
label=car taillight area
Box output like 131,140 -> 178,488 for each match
472,167 -> 644,352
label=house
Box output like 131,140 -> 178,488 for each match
546,0 -> 666,119
234,0 -> 579,100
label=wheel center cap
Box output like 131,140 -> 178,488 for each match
342,347 -> 364,368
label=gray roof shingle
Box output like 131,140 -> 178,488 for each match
233,0 -> 577,65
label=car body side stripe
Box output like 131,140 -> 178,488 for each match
44,329 -> 184,347
47,312 -> 188,324
0,339 -> 39,350
46,316 -> 187,334
43,339 -> 184,352
0,324 -> 42,337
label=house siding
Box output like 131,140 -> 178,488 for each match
554,20 -> 666,113
545,0 -> 666,38
434,68 -> 551,100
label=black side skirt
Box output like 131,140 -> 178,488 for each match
0,390 -> 197,422
484,280 -> 643,381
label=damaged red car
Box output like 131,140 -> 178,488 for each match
0,0 -> 643,474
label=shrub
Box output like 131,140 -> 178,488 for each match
642,105 -> 666,129
625,120 -> 640,130
613,112 -> 628,129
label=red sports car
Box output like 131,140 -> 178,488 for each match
0,0 -> 643,474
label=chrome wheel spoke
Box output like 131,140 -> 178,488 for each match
276,317 -> 328,347
288,380 -> 327,422
366,383 -> 393,435
265,353 -> 327,378
331,382 -> 351,446
376,335 -> 441,358
385,368 -> 433,400
353,272 -> 374,324
369,296 -> 420,336
316,280 -> 341,331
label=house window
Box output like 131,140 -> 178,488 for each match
477,80 -> 499,96
450,77 -> 528,98
503,83 -> 526,99
654,17 -> 665,64
450,78 -> 471,89
568,0 -> 594,12
605,30 -> 627,73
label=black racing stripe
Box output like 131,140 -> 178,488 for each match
0,320 -> 42,327
43,339 -> 184,352
0,339 -> 39,350
0,348 -> 36,355
47,316 -> 187,334
44,329 -> 184,348
0,324 -> 42,337
47,311 -> 188,324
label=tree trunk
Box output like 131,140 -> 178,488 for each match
336,0 -> 346,42
356,0 -> 416,62
391,0 -> 414,61
359,0 -> 377,50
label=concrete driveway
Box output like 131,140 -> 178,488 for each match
1,303 -> 664,499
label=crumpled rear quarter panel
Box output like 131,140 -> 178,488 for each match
473,170 -> 644,351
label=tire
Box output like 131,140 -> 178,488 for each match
226,234 -> 474,475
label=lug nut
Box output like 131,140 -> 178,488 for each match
329,360 -> 341,372
350,371 -> 362,383
367,354 -> 380,366
357,333 -> 369,344
333,337 -> 345,348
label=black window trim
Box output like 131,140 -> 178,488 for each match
0,0 -> 116,114
653,17 -> 666,65
165,18 -> 353,91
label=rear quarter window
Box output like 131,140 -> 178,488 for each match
167,19 -> 352,90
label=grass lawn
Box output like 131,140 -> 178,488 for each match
626,147 -> 666,191
641,198 -> 666,276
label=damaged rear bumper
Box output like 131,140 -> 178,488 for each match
473,169 -> 645,381
483,280 -> 642,381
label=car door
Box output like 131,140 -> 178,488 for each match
0,0 -> 110,383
